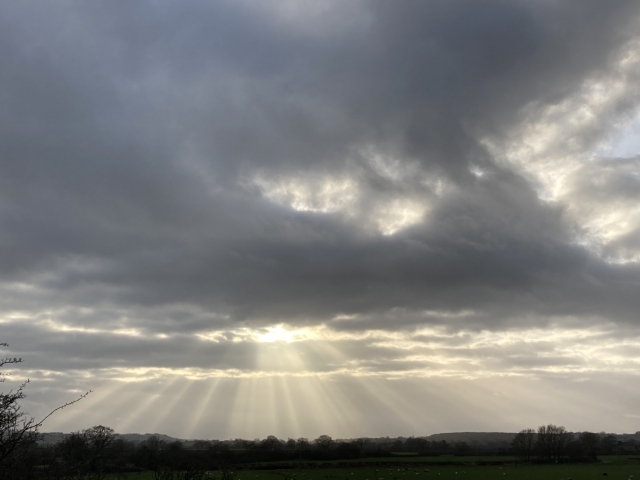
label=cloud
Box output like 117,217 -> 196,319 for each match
2,0 -> 640,436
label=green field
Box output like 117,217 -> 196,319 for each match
114,456 -> 638,480
306,455 -> 519,464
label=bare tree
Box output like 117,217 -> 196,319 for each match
512,428 -> 536,461
0,345 -> 33,466
536,424 -> 572,462
0,342 -> 90,472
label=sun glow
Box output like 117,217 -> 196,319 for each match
28,318 -> 640,438
373,198 -> 428,236
256,324 -> 309,343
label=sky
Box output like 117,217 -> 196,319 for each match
2,0 -> 640,440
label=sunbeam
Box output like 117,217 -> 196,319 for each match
276,375 -> 302,437
185,377 -> 221,439
146,378 -> 195,434
117,377 -> 181,433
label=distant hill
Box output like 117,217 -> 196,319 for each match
116,433 -> 180,444
39,432 -> 68,445
616,432 -> 640,442
426,432 -> 516,444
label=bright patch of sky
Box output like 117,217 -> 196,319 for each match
600,112 -> 640,158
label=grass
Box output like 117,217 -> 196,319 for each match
113,456 -> 638,480
247,455 -> 518,467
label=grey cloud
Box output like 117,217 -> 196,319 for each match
563,156 -> 640,258
2,0 -> 640,395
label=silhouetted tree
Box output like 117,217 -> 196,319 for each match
600,434 -> 616,455
168,440 -> 184,451
454,442 -> 470,456
0,351 -> 37,468
85,424 -> 115,472
335,441 -> 360,459
405,436 -> 428,454
578,432 -> 600,461
0,342 -> 89,478
315,435 -> 334,451
109,437 -> 134,471
261,435 -> 282,452
536,424 -> 572,462
137,435 -> 167,471
59,432 -> 92,477
354,437 -> 367,453
512,428 -> 536,461
435,440 -> 450,454
391,439 -> 404,451
193,440 -> 212,450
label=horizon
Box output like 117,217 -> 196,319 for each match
38,430 -> 640,441
2,0 -> 640,440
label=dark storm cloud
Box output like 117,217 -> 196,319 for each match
2,0 -> 640,352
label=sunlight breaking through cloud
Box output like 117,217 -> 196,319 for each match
7,321 -> 639,384
253,174 -> 359,214
3,0 -> 640,440
252,171 -> 433,236
482,36 -> 640,262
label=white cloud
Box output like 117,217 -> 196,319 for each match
252,170 -> 434,235
483,37 -> 640,262
253,173 -> 358,213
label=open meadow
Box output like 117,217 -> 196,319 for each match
114,456 -> 638,480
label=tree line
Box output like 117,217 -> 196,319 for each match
511,426 -> 619,463
2,425 -> 631,479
